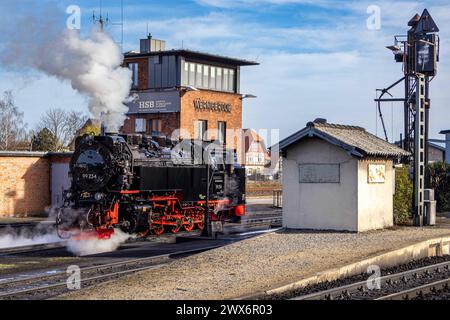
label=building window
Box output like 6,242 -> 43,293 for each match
218,121 -> 226,144
150,119 -> 162,136
182,62 -> 236,93
229,69 -> 235,92
203,65 -> 209,88
223,69 -> 229,91
196,64 -> 203,87
189,63 -> 196,86
183,62 -> 189,84
210,66 -> 216,90
196,120 -> 207,140
216,68 -> 222,91
128,63 -> 139,88
135,118 -> 146,133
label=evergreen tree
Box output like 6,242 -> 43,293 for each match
32,128 -> 58,152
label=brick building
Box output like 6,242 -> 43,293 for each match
0,152 -> 72,217
121,35 -> 258,162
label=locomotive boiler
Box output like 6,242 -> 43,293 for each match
57,133 -> 246,239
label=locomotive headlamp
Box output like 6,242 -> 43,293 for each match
94,193 -> 104,201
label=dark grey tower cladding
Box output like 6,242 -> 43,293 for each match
374,9 -> 440,227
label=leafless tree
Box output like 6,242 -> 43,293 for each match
0,91 -> 27,151
37,108 -> 88,151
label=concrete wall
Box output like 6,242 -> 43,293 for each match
0,154 -> 50,217
282,138 -> 395,232
282,138 -> 358,231
357,159 -> 394,232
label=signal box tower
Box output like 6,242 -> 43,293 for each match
375,9 -> 440,227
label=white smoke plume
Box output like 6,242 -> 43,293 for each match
0,3 -> 132,131
0,226 -> 60,249
66,229 -> 132,256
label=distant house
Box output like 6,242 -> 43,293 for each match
428,142 -> 446,163
395,140 -> 446,163
242,129 -> 270,177
440,129 -> 450,164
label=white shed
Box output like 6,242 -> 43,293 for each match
279,120 -> 410,232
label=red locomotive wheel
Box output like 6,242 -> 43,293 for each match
170,225 -> 181,234
138,230 -> 150,238
152,225 -> 165,236
195,208 -> 205,231
196,221 -> 205,231
183,218 -> 195,232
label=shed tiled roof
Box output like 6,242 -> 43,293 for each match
278,120 -> 411,158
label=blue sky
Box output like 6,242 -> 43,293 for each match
0,0 -> 449,141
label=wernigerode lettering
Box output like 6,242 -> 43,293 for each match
193,99 -> 232,113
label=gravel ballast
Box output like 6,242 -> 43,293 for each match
60,227 -> 450,300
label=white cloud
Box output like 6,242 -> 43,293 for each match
194,0 -> 343,9
1,0 -> 449,140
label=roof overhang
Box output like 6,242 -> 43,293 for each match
275,127 -> 408,159
277,127 -> 366,158
124,49 -> 259,67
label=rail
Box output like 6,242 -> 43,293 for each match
0,244 -> 223,300
293,260 -> 450,300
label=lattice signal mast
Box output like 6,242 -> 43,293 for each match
375,9 -> 440,227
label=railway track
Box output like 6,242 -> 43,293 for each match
0,244 -> 223,300
0,221 -> 55,230
0,212 -> 282,257
378,278 -> 450,300
292,260 -> 450,300
0,242 -> 67,255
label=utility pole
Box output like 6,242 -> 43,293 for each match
201,163 -> 212,238
374,9 -> 440,227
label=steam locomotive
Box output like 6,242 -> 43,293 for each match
57,133 -> 246,239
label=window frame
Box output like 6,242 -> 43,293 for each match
196,120 -> 208,141
182,61 -> 236,93
218,121 -> 226,144
128,63 -> 139,89
135,118 -> 146,133
150,119 -> 162,136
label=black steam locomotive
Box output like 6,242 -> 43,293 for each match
57,133 -> 246,239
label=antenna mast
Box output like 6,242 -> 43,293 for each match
92,0 -> 110,32
92,0 -> 125,51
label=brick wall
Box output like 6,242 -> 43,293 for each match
122,112 -> 180,138
124,57 -> 149,90
121,89 -> 245,162
180,90 -> 243,160
0,156 -> 50,217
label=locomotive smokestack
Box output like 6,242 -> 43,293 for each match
101,122 -> 106,136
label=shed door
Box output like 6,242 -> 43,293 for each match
51,163 -> 70,207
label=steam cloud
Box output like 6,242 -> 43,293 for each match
0,227 -> 60,249
0,3 -> 132,131
66,229 -> 132,256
